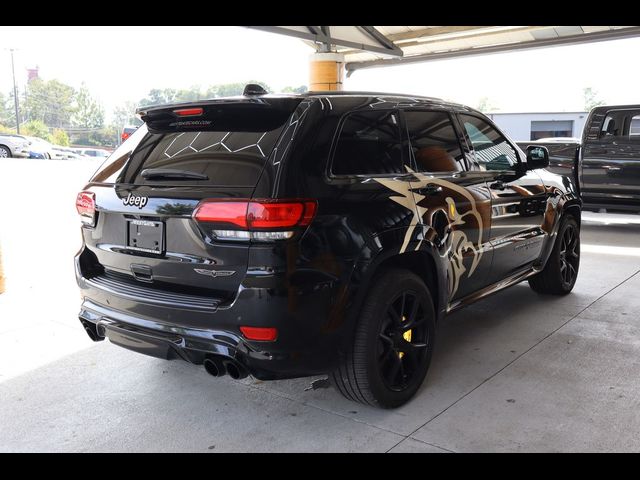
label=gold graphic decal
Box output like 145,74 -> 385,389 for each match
375,167 -> 486,300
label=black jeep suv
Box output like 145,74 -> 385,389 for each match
75,89 -> 581,408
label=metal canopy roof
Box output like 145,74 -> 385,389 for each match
246,26 -> 640,75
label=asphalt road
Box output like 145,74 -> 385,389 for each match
1,159 -> 639,452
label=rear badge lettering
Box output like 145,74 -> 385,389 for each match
123,193 -> 149,209
194,269 -> 235,278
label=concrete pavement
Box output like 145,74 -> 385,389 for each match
1,159 -> 640,452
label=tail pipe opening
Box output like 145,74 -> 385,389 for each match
203,356 -> 227,377
80,319 -> 104,342
223,360 -> 249,380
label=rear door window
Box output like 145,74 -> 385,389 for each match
331,110 -> 404,176
404,110 -> 467,173
600,109 -> 640,142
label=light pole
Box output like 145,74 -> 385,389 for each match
9,49 -> 20,134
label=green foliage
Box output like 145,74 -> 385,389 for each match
0,92 -> 11,126
207,81 -> 271,98
111,101 -> 143,128
24,79 -> 76,128
476,96 -> 495,113
22,120 -> 51,141
51,129 -> 70,146
0,124 -> 14,134
72,125 -> 118,148
138,88 -> 179,107
583,87 -> 605,111
138,81 -> 272,108
73,83 -> 104,128
281,85 -> 307,94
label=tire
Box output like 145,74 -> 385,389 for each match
529,216 -> 580,295
330,269 -> 436,408
0,145 -> 10,158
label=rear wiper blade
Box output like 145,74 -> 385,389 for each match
141,168 -> 209,180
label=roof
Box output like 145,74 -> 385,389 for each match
246,26 -> 640,74
137,90 -> 472,115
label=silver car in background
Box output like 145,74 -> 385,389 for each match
0,134 -> 30,158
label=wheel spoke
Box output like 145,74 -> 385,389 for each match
403,301 -> 423,330
388,305 -> 402,326
398,293 -> 407,320
387,355 -> 402,383
567,262 -> 577,280
378,291 -> 432,390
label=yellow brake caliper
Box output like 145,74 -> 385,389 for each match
399,315 -> 412,359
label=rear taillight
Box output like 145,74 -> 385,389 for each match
193,199 -> 317,242
240,326 -> 278,341
76,191 -> 96,227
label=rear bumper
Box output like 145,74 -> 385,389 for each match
75,251 -> 346,380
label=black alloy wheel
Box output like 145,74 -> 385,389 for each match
529,216 -> 580,295
559,222 -> 580,288
331,269 -> 436,408
378,291 -> 430,392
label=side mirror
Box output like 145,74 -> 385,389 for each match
526,145 -> 549,170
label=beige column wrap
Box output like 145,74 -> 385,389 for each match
309,53 -> 345,91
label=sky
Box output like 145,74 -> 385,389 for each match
1,26 -> 640,122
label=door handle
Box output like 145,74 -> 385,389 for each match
490,180 -> 506,190
414,184 -> 443,196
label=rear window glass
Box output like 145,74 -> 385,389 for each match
90,104 -> 295,186
123,129 -> 283,186
331,110 -> 404,176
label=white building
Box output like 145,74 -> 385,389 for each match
486,112 -> 588,142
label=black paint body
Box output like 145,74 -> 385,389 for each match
76,92 -> 581,380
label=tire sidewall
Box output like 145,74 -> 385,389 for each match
362,272 -> 436,408
555,217 -> 580,292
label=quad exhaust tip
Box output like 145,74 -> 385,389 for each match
203,357 -> 226,377
203,356 -> 249,380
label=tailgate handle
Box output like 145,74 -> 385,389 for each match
131,264 -> 153,283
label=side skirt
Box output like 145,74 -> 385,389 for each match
447,267 -> 539,314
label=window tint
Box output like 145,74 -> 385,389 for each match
90,125 -> 148,183
124,128 -> 284,186
601,110 -> 640,142
459,114 -> 518,171
332,110 -> 403,175
404,111 -> 466,172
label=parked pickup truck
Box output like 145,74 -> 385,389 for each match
517,104 -> 640,212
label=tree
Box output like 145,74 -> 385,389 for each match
138,88 -> 180,107
73,83 -> 104,129
0,92 -> 12,126
111,101 -> 143,129
22,120 -> 51,141
476,96 -> 495,113
51,129 -> 70,146
583,87 -> 605,111
282,85 -> 307,94
206,81 -> 271,98
24,79 -> 76,128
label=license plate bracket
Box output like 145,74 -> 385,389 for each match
127,219 -> 164,254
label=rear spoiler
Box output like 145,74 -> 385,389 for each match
137,97 -> 302,133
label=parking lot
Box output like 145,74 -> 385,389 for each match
1,159 -> 640,452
